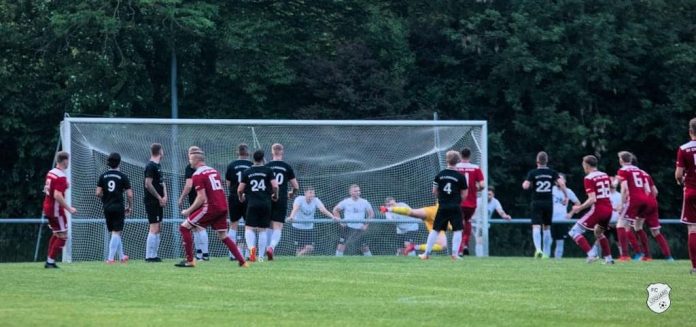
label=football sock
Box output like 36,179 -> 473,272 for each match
193,230 -> 202,253
245,230 -> 256,250
50,238 -> 66,261
617,227 -> 628,257
179,226 -> 194,262
270,229 -> 282,249
689,233 -> 696,268
154,233 -> 161,258
451,231 -> 463,257
626,229 -> 642,254
554,240 -> 564,258
117,236 -> 125,260
573,235 -> 592,254
424,230 -> 439,255
265,229 -> 273,247
198,229 -> 209,254
637,229 -> 651,258
229,228 -> 237,243
258,230 -> 268,259
363,250 -> 372,256
461,220 -> 472,254
654,233 -> 671,258
146,233 -> 156,258
46,235 -> 57,261
542,229 -> 552,256
335,250 -> 344,256
390,207 -> 412,216
108,234 -> 121,261
222,236 -> 245,265
599,236 -> 611,259
532,227 -> 542,252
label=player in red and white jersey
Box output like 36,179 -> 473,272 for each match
615,151 -> 650,260
177,150 -> 247,268
566,155 -> 614,264
454,147 -> 484,256
42,151 -> 77,268
634,167 -> 673,261
675,117 -> 696,273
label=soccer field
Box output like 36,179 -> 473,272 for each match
0,257 -> 691,326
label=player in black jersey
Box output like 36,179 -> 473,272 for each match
96,153 -> 133,264
522,151 -> 567,259
143,143 -> 166,262
265,143 -> 299,260
238,150 -> 279,262
225,143 -> 253,260
177,146 -> 209,261
420,150 -> 468,260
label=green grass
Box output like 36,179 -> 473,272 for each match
0,256 -> 693,326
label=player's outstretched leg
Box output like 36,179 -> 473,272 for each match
568,224 -> 595,262
651,229 -> 673,261
176,225 -> 196,268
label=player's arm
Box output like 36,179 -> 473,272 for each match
569,192 -> 596,216
318,202 -> 338,221
54,190 -> 77,214
619,179 -> 629,206
178,178 -> 193,208
287,202 -> 301,222
288,178 -> 299,198
555,176 -> 569,203
569,190 -> 581,206
460,188 -> 467,202
432,183 -> 439,197
125,188 -> 134,216
476,181 -> 485,192
675,167 -> 685,185
145,177 -> 162,201
270,178 -> 279,201
496,203 -> 512,220
237,182 -> 246,202
522,180 -> 531,190
182,188 -> 206,217
332,204 -> 343,220
161,182 -> 168,204
96,186 -> 103,198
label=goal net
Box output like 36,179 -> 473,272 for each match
60,118 -> 487,262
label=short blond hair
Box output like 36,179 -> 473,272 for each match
189,152 -> 205,163
446,150 -> 461,166
690,118 -> 696,133
618,151 -> 633,164
188,146 -> 202,155
272,143 -> 284,155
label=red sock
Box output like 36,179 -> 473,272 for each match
50,238 -> 66,260
573,235 -> 592,254
599,237 -> 611,258
222,236 -> 246,265
689,233 -> 696,269
617,227 -> 628,257
179,226 -> 194,262
626,229 -> 642,254
46,235 -> 57,260
636,229 -> 651,258
654,233 -> 671,258
460,220 -> 472,253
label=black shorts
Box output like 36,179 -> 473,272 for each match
397,231 -> 418,246
339,226 -> 368,246
144,201 -> 163,224
271,200 -> 288,223
228,195 -> 247,223
104,208 -> 125,232
245,203 -> 272,228
551,223 -> 568,240
293,228 -> 315,247
531,202 -> 553,226
433,205 -> 463,231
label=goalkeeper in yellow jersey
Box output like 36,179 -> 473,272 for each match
380,203 -> 448,255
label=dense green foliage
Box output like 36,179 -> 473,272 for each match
1,257 -> 693,326
1,0 -> 695,218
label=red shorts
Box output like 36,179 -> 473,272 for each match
47,212 -> 68,232
460,206 -> 476,221
681,188 -> 696,224
621,197 -> 652,221
578,205 -> 612,230
188,206 -> 228,231
643,201 -> 660,229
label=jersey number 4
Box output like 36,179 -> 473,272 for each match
443,182 -> 452,194
250,179 -> 267,192
535,181 -> 551,193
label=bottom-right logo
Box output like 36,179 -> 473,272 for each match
646,283 -> 671,314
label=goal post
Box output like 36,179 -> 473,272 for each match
60,118 -> 488,262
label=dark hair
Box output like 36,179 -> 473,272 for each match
151,143 -> 162,156
537,151 -> 548,165
253,149 -> 265,163
583,155 -> 598,168
488,185 -> 495,193
56,151 -> 69,163
238,143 -> 249,157
107,152 -> 121,169
460,147 -> 471,159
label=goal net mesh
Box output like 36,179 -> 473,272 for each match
63,120 -> 485,261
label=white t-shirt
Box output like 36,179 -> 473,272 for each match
552,186 -> 580,222
291,196 -> 324,230
385,202 -> 419,234
336,197 -> 373,229
609,191 -> 621,224
487,198 -> 502,219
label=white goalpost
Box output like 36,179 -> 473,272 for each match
59,117 -> 488,262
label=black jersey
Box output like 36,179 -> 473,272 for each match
266,160 -> 296,202
97,169 -> 131,211
433,168 -> 468,206
184,165 -> 197,205
144,161 -> 164,202
225,159 -> 253,195
241,165 -> 275,206
525,167 -> 559,203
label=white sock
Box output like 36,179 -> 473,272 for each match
451,231 -> 463,257
245,229 -> 256,250
229,228 -> 237,243
265,229 -> 273,246
146,233 -> 156,258
193,230 -> 202,253
198,229 -> 209,254
47,257 -> 55,264
554,240 -> 564,258
270,229 -> 282,249
153,233 -> 161,258
532,227 -> 542,252
424,230 -> 439,255
108,234 -> 120,261
258,230 -> 268,259
543,229 -> 552,256
588,243 -> 599,257
117,236 -> 125,259
363,250 -> 372,256
335,250 -> 344,256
